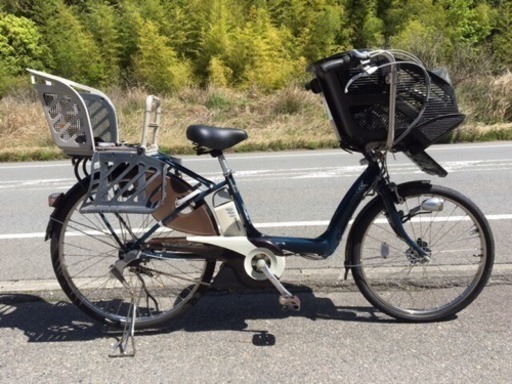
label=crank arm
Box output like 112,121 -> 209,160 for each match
256,259 -> 300,311
256,259 -> 292,296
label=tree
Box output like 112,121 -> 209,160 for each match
268,0 -> 349,61
196,0 -> 236,85
162,0 -> 201,59
0,12 -> 49,95
491,0 -> 512,70
346,0 -> 376,47
36,0 -> 107,85
229,6 -> 300,90
84,1 -> 122,84
1,0 -> 511,93
390,0 -> 450,66
133,19 -> 193,93
443,0 -> 493,46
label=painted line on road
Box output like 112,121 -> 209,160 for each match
3,159 -> 512,187
2,214 -> 511,240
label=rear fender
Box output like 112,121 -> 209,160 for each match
44,179 -> 90,241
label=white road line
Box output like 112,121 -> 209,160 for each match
1,142 -> 512,170
3,159 -> 512,188
2,214 -> 511,240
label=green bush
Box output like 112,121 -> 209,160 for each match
0,12 -> 49,95
133,19 -> 194,93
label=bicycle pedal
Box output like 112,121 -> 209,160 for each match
279,295 -> 301,311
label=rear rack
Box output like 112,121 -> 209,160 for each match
80,151 -> 167,214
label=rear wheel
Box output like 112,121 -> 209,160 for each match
349,183 -> 494,321
50,178 -> 215,329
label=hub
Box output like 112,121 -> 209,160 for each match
406,238 -> 431,264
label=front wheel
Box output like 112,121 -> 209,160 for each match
348,182 -> 494,322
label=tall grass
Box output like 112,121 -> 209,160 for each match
1,74 -> 511,161
0,84 -> 336,161
457,72 -> 512,124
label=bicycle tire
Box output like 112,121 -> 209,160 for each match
348,182 -> 494,322
50,177 -> 216,329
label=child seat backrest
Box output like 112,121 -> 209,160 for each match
28,69 -> 118,157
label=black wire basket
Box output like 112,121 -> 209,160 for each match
309,51 -> 465,153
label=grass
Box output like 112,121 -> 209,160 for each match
449,123 -> 512,142
0,83 -> 337,161
1,78 -> 511,162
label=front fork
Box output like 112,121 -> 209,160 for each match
378,182 -> 429,258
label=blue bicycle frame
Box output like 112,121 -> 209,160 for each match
127,151 -> 425,260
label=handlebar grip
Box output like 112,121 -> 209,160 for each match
305,78 -> 322,94
319,54 -> 352,73
305,49 -> 372,93
312,50 -> 368,76
350,49 -> 371,61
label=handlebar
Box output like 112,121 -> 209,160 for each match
305,49 -> 371,93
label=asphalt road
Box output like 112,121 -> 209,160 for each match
0,143 -> 511,382
1,142 -> 511,282
0,285 -> 510,383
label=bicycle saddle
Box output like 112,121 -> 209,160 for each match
187,125 -> 248,150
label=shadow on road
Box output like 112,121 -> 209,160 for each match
0,293 -> 106,342
0,285 -> 402,347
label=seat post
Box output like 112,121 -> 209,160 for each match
217,152 -> 233,177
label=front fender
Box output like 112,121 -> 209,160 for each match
44,215 -> 55,242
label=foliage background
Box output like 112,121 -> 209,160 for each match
0,0 -> 511,160
1,0 -> 511,94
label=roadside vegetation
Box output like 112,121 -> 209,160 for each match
1,0 -> 511,161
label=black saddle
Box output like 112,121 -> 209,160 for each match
186,125 -> 248,151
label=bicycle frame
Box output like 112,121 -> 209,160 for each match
117,150 -> 424,262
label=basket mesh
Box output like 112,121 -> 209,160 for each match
311,54 -> 465,152
344,65 -> 457,134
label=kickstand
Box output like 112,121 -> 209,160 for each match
109,298 -> 137,357
108,264 -> 138,357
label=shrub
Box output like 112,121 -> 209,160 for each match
133,19 -> 194,93
208,56 -> 232,87
0,12 -> 49,96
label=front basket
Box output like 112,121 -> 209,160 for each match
308,52 -> 465,152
